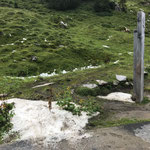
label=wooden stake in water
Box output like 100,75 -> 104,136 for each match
133,11 -> 145,103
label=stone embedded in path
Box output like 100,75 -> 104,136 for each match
116,75 -> 127,82
82,84 -> 98,89
97,92 -> 134,103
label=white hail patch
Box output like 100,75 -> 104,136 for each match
6,65 -> 102,79
97,92 -> 134,103
0,99 -> 92,144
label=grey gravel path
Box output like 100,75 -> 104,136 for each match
1,122 -> 150,150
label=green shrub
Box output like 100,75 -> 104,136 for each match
56,87 -> 99,115
47,0 -> 81,10
0,102 -> 15,141
75,87 -> 98,96
56,87 -> 82,115
94,0 -> 115,12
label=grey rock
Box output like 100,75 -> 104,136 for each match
60,21 -> 68,28
116,75 -> 127,82
31,56 -> 37,61
96,80 -> 107,86
82,84 -> 98,89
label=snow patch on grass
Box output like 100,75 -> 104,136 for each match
0,99 -> 92,145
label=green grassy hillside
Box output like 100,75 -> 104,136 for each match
1,1 -> 150,142
0,0 -> 150,76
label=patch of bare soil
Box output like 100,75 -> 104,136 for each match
101,97 -> 150,121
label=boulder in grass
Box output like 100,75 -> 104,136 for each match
96,80 -> 108,86
116,75 -> 127,82
60,21 -> 68,28
82,84 -> 98,89
31,56 -> 37,61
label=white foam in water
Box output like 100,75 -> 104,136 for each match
0,99 -> 92,145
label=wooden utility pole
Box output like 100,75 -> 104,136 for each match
133,11 -> 145,103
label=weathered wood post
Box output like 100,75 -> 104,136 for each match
133,11 -> 145,103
